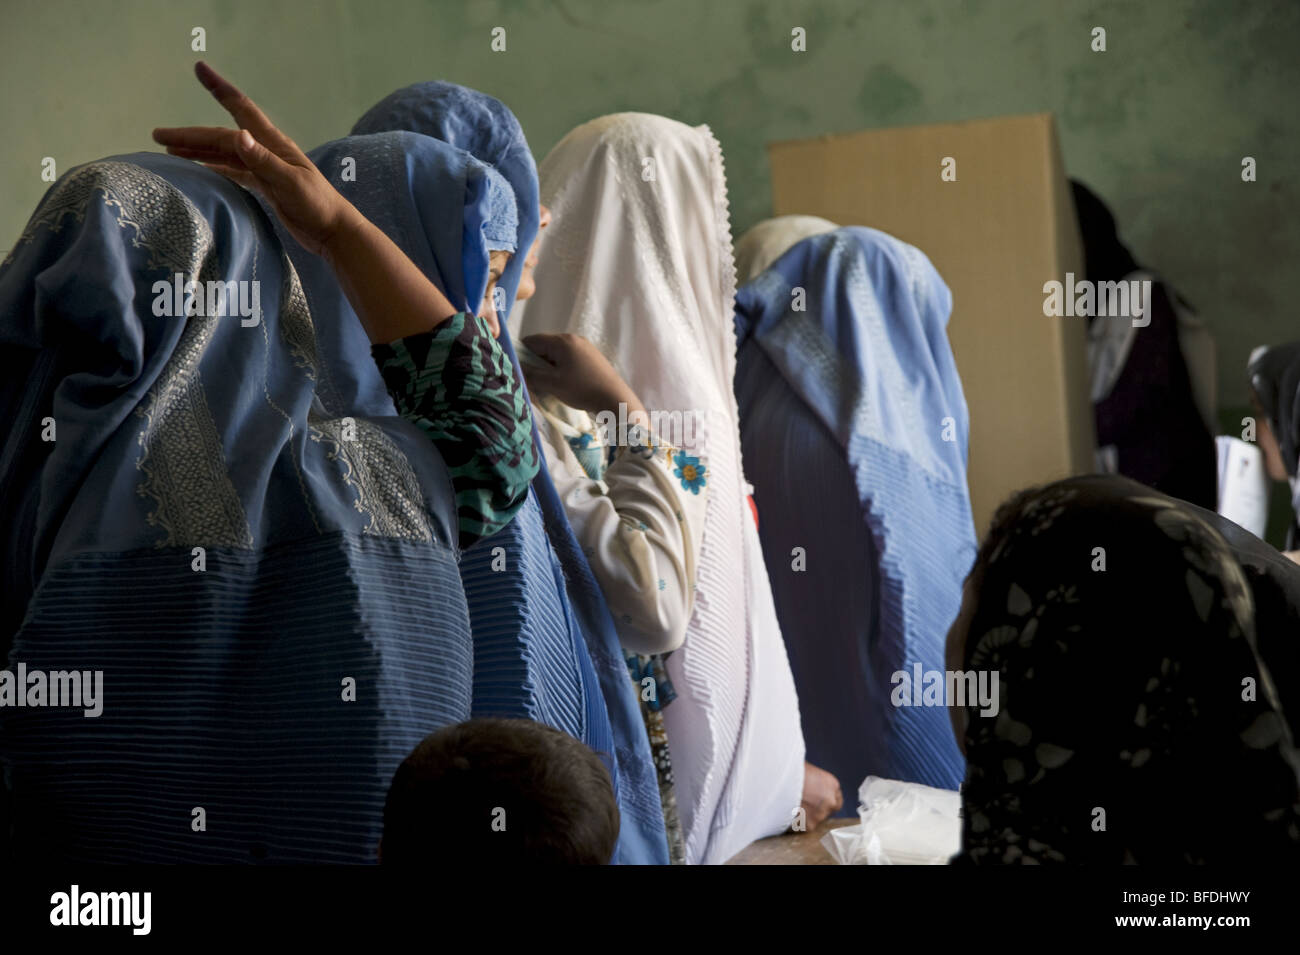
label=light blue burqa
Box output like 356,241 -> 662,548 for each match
734,227 -> 974,798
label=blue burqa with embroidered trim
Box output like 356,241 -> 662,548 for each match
0,149 -> 475,862
734,227 -> 973,798
286,130 -> 618,806
352,88 -> 667,863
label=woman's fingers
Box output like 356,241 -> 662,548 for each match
231,128 -> 281,172
156,123 -> 296,189
153,63 -> 347,255
158,144 -> 249,168
202,162 -> 258,191
153,126 -> 279,176
194,61 -> 301,162
152,125 -> 242,151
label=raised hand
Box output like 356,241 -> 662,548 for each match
152,61 -> 349,257
152,62 -> 462,344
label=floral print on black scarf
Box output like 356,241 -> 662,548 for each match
954,475 -> 1300,865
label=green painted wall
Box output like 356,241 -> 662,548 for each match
3,0 -> 1297,411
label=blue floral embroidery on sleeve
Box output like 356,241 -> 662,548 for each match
674,454 -> 707,495
566,431 -> 607,482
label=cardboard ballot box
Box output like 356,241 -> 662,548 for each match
768,113 -> 1095,536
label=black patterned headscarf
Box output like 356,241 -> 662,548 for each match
954,475 -> 1300,864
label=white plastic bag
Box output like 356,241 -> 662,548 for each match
821,775 -> 961,865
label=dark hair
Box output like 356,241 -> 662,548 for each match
1069,180 -> 1140,284
381,718 -> 619,865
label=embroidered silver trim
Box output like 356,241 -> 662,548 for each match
19,159 -> 435,546
80,163 -> 258,549
279,259 -> 320,380
135,315 -> 255,549
278,235 -> 433,542
6,161 -> 212,278
310,415 -> 434,542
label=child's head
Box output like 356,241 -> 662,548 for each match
381,718 -> 619,865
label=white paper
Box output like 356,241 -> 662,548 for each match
821,775 -> 961,865
1216,436 -> 1269,538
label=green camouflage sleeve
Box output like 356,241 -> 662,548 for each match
372,312 -> 539,548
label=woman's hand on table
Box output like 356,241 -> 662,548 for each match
800,761 -> 844,830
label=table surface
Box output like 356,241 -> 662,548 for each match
725,818 -> 856,865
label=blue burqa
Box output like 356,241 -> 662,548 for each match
353,86 -> 667,863
734,227 -> 974,798
0,149 -> 477,862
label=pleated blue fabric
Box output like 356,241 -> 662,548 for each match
460,489 -> 589,735
0,151 -> 473,861
285,131 -> 609,756
734,227 -> 974,797
352,84 -> 669,863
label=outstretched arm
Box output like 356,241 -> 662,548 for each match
152,61 -> 462,344
154,63 -> 534,546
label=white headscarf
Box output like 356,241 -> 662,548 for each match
515,113 -> 806,864
733,214 -> 839,284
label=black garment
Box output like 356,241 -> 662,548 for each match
1071,181 -> 1139,283
956,474 -> 1300,865
1092,283 -> 1217,507
1071,181 -> 1217,509
1191,502 -> 1300,741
